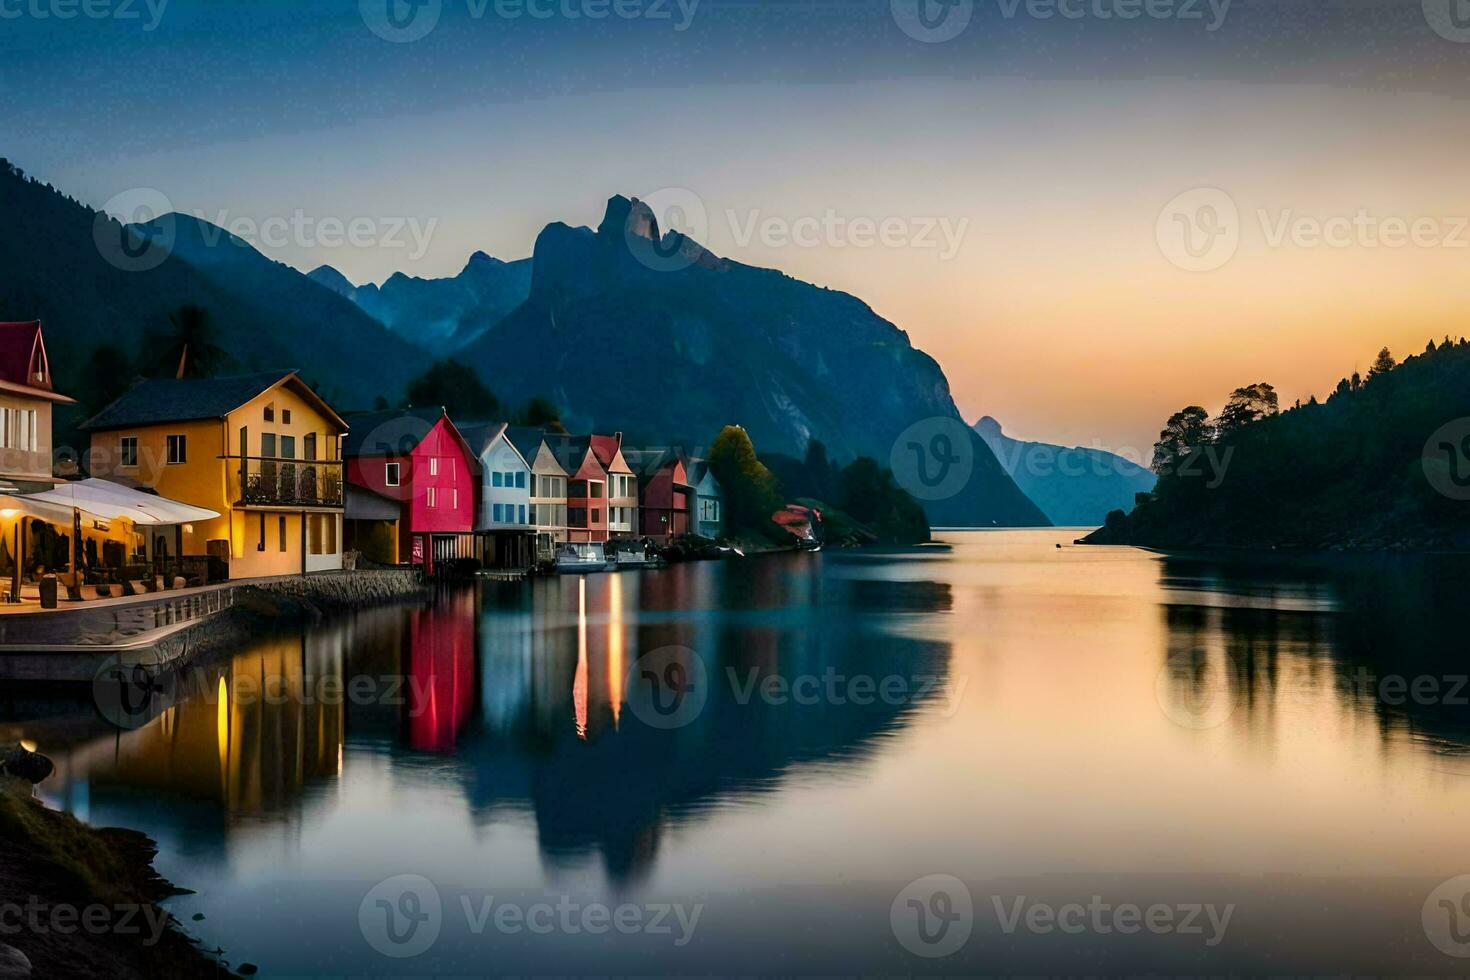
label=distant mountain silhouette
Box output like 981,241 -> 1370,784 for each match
974,416 -> 1154,526
0,160 -> 426,416
311,251 -> 531,352
1085,339 -> 1470,550
456,195 -> 1046,528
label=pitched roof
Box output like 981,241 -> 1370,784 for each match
341,407 -> 443,456
589,432 -> 625,470
0,321 -> 74,403
82,371 -> 305,431
458,420 -> 531,470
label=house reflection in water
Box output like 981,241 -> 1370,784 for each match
41,561 -> 955,889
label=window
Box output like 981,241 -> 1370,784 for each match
570,480 -> 587,497
280,435 -> 296,460
166,434 -> 187,464
515,471 -> 526,489
282,409 -> 292,424
492,472 -> 503,488
529,504 -> 539,524
385,462 -> 400,486
591,482 -> 603,498
426,487 -> 437,508
569,507 -> 587,528
257,513 -> 266,551
264,403 -> 274,422
591,509 -> 601,524
120,436 -> 138,467
429,457 -> 439,477
492,503 -> 503,523
452,488 -> 458,510
304,433 -> 317,461
278,515 -> 287,552
518,504 -> 526,524
261,432 -> 276,458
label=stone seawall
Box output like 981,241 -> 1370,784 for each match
0,570 -> 429,682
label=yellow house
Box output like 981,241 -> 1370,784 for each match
83,371 -> 349,579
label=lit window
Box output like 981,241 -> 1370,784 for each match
385,462 -> 400,486
429,457 -> 439,477
426,487 -> 436,508
120,437 -> 138,468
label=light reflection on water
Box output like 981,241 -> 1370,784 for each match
6,529 -> 1470,974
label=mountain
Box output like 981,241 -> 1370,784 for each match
1083,339 -> 1470,550
0,160 -> 427,422
458,194 -> 1047,528
974,416 -> 1155,526
313,251 -> 532,352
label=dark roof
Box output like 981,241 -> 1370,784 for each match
542,433 -> 595,473
0,321 -> 42,388
456,421 -> 511,459
503,425 -> 549,463
341,407 -> 443,457
82,371 -> 294,431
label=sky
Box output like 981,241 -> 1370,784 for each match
4,0 -> 1470,456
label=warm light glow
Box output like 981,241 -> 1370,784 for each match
182,523 -> 194,534
608,574 -> 624,729
0,509 -> 18,519
575,577 -> 588,741
18,739 -> 36,753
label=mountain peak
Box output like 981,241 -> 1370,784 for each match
307,264 -> 356,297
973,415 -> 1003,437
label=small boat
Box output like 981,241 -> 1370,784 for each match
610,540 -> 658,569
554,542 -> 615,574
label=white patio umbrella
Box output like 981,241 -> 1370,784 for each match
26,479 -> 221,582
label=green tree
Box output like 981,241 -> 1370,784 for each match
708,425 -> 783,538
837,456 -> 929,544
152,305 -> 228,378
1214,382 -> 1278,438
404,360 -> 499,419
515,396 -> 566,432
1368,346 -> 1397,378
1151,406 -> 1214,474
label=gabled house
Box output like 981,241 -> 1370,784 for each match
460,421 -> 536,569
506,426 -> 569,560
84,370 -> 347,578
0,321 -> 75,492
624,449 -> 694,544
547,435 -> 608,543
686,459 -> 725,540
343,407 -> 478,574
589,432 -> 639,539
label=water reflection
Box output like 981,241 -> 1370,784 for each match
4,535 -> 1470,974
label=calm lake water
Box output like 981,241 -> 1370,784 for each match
8,529 -> 1470,974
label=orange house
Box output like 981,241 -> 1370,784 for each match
548,435 -> 608,543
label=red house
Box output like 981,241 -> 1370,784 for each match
343,407 -> 479,573
547,435 -> 608,543
625,450 -> 693,543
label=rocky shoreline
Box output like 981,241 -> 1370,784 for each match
0,768 -> 230,978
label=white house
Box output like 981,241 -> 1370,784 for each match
461,421 -> 537,568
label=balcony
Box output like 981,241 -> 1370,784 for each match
235,457 -> 344,508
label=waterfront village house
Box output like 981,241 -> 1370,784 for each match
343,407 -> 478,573
624,449 -> 694,544
506,426 -> 568,560
589,432 -> 639,539
546,434 -> 608,543
460,421 -> 536,569
687,459 -> 725,540
83,371 -> 348,578
0,322 -> 73,493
